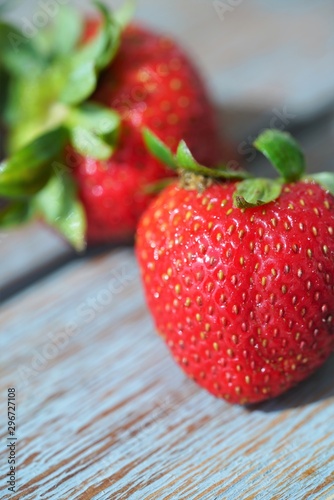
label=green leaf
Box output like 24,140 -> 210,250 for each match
305,172 -> 334,196
93,1 -> 122,69
33,174 -> 86,251
0,127 -> 68,198
69,126 -> 113,160
114,0 -> 136,29
68,103 -> 120,135
0,200 -> 31,227
176,140 -> 206,172
254,129 -> 305,182
143,128 -> 178,169
60,2 -> 121,105
36,5 -> 83,59
59,61 -> 97,106
4,2 -> 124,155
6,69 -> 70,151
233,178 -> 283,209
0,22 -> 45,76
66,103 -> 120,160
143,129 -> 251,180
176,140 -> 250,180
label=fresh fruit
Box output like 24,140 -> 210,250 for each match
72,21 -> 224,244
0,1 -> 224,248
136,129 -> 334,404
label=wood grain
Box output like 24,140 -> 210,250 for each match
0,223 -> 72,302
0,249 -> 333,499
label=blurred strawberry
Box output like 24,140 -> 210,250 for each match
0,1 -> 227,248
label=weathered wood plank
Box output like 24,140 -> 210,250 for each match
0,223 -> 73,302
0,249 -> 333,499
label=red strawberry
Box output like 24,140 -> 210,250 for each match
0,3 -> 226,248
136,129 -> 334,404
71,23 -> 223,244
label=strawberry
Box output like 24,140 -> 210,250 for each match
71,23 -> 223,243
0,2 -> 224,248
136,129 -> 334,404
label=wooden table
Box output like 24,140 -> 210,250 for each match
1,1 -> 334,499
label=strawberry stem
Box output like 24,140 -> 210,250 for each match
143,127 -> 334,206
143,128 -> 250,181
176,140 -> 250,180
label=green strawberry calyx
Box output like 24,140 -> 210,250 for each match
143,127 -> 251,193
0,1 -> 135,250
143,127 -> 334,207
236,129 -> 334,208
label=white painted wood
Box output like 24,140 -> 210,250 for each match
0,223 -> 72,299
